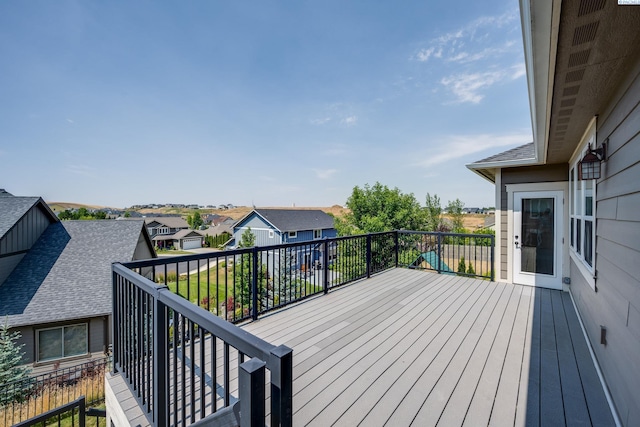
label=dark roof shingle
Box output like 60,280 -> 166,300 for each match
470,142 -> 535,165
253,209 -> 335,232
0,220 -> 152,327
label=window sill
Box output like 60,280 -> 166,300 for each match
569,250 -> 596,291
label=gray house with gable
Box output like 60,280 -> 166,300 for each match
229,208 -> 337,271
0,191 -> 155,366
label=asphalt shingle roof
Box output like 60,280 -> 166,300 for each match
144,216 -> 189,229
253,209 -> 335,232
471,142 -> 535,165
0,220 -> 152,327
0,196 -> 45,239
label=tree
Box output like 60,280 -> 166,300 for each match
187,211 -> 204,229
446,198 -> 465,233
338,182 -> 427,235
124,211 -> 131,218
424,193 -> 443,232
0,319 -> 31,401
457,256 -> 467,274
236,228 -> 267,314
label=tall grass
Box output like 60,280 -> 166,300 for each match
0,361 -> 106,426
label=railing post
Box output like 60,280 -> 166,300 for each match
79,396 -> 86,427
153,291 -> 168,426
270,345 -> 293,427
394,231 -> 399,268
111,267 -> 119,374
490,234 -> 495,281
251,247 -> 259,320
239,358 -> 266,427
323,239 -> 329,294
366,234 -> 372,278
437,233 -> 443,274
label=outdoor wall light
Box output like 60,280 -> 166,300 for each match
578,140 -> 607,180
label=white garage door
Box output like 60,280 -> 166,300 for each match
182,238 -> 201,250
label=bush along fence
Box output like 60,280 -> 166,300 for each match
0,357 -> 108,426
124,230 -> 495,326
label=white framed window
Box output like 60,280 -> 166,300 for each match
288,231 -> 297,239
569,118 -> 597,280
37,324 -> 88,362
313,229 -> 322,239
269,230 -> 274,238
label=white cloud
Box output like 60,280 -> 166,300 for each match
311,117 -> 331,125
65,164 -> 94,177
412,9 -> 519,64
414,132 -> 532,168
440,64 -> 525,104
340,116 -> 357,126
66,118 -> 74,124
314,169 -> 338,180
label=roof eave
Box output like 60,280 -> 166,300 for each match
466,157 -> 540,183
520,0 -> 562,165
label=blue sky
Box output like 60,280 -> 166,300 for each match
0,0 -> 532,209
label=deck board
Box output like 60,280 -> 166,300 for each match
108,268 -> 616,426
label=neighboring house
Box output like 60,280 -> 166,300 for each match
144,216 -> 195,249
169,228 -> 205,250
0,192 -> 156,367
230,208 -> 337,270
468,2 -> 640,424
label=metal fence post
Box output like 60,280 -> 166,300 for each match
153,291 -> 168,426
437,233 -> 443,274
239,358 -> 266,427
323,239 -> 329,294
251,247 -> 259,320
490,234 -> 495,281
270,345 -> 293,427
111,267 -> 119,374
394,231 -> 399,268
366,234 -> 372,278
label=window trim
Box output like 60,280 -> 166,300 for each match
36,323 -> 89,363
288,231 -> 297,239
569,117 -> 597,288
313,229 -> 322,239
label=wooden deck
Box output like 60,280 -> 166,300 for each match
242,268 -> 615,426
107,268 -> 616,426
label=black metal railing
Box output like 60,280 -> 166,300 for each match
112,230 -> 493,426
0,357 -> 108,426
112,264 -> 293,427
12,396 -> 86,427
397,231 -> 495,280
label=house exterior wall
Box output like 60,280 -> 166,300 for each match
13,317 -> 107,366
234,215 -> 280,247
569,59 -> 640,426
133,233 -> 155,260
499,164 -> 568,279
0,205 -> 53,285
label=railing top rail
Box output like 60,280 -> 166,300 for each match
398,230 -> 494,239
112,262 -> 283,368
122,231 -> 401,270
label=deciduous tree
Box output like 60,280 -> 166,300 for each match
337,182 -> 427,235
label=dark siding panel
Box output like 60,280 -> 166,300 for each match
89,318 -> 105,354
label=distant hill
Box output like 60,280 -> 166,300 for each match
46,202 -> 349,220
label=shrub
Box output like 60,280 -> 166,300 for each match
467,263 -> 476,276
457,256 -> 467,273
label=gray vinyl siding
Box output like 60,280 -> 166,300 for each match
133,233 -> 155,260
0,205 -> 53,285
569,58 -> 640,426
235,216 -> 280,247
12,317 -> 107,366
499,164 -> 568,279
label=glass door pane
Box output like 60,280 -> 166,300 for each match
521,198 -> 554,275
